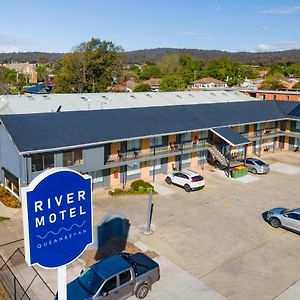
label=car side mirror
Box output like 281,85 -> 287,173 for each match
283,214 -> 288,218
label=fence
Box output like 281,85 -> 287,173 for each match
0,246 -> 55,300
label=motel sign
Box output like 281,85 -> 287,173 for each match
22,168 -> 93,269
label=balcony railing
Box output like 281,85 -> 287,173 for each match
105,140 -> 208,165
243,128 -> 285,139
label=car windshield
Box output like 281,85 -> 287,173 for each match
281,209 -> 293,214
78,268 -> 104,295
253,160 -> 266,166
192,175 -> 203,181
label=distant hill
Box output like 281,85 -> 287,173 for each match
0,52 -> 63,64
1,48 -> 300,66
126,48 -> 300,65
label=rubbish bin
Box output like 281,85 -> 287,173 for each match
231,167 -> 238,178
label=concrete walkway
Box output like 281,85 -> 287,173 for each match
274,279 -> 300,300
129,255 -> 226,300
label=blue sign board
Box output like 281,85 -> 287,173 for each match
21,168 -> 93,269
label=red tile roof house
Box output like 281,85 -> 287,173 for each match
142,78 -> 161,92
192,77 -> 228,89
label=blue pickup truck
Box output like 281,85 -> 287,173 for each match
62,252 -> 160,300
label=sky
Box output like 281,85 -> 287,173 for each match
1,0 -> 300,53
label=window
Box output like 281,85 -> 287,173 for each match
198,150 -> 207,162
236,125 -> 246,134
127,162 -> 140,175
182,132 -> 191,143
127,139 -> 140,151
286,213 -> 300,221
182,153 -> 191,164
256,123 -> 264,131
119,270 -> 131,285
31,153 -> 54,172
199,130 -> 208,139
63,149 -> 83,166
74,149 -> 83,164
273,95 -> 276,100
150,136 -> 162,148
100,277 -> 117,295
91,170 -> 103,183
295,122 -> 300,130
268,121 -> 275,129
150,159 -> 161,171
294,138 -> 300,148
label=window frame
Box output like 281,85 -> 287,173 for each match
63,149 -> 83,167
31,153 -> 54,172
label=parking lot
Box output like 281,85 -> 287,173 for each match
92,151 -> 300,300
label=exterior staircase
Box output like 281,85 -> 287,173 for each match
207,143 -> 228,167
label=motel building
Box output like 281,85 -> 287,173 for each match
241,89 -> 300,102
0,91 -> 300,198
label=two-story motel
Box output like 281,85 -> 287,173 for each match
0,92 -> 300,198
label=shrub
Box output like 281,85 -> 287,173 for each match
108,188 -> 124,196
130,180 -> 154,192
128,187 -> 135,193
138,186 -> 145,193
113,188 -> 123,195
0,186 -> 21,208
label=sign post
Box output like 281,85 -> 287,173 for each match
21,168 -> 93,300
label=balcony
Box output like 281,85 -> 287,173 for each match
242,128 -> 285,140
105,140 -> 208,167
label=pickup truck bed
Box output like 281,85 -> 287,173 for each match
122,253 -> 158,277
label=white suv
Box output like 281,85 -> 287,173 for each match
165,169 -> 205,192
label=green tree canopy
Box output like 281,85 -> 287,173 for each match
133,83 -> 152,92
55,38 -> 125,93
160,75 -> 186,91
260,73 -> 284,90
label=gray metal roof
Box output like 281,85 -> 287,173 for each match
0,100 -> 295,155
211,127 -> 250,146
0,91 -> 255,114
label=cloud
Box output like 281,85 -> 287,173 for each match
236,40 -> 300,52
0,34 -> 36,52
259,6 -> 300,14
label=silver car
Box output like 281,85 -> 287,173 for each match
245,158 -> 270,174
266,208 -> 300,233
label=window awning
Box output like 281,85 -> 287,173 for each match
210,127 -> 251,146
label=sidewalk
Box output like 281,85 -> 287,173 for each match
274,280 -> 300,300
128,255 -> 227,300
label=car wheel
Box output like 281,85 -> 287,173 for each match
251,168 -> 257,174
136,283 -> 149,299
184,184 -> 191,192
165,177 -> 172,185
269,217 -> 281,228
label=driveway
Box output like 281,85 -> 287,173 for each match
92,151 -> 300,300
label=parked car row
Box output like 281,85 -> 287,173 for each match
164,157 -> 270,193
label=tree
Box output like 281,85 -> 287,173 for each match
133,83 -> 152,92
293,82 -> 300,89
54,38 -> 125,93
157,54 -> 180,75
260,73 -> 284,90
139,64 -> 161,80
178,55 -> 204,85
160,75 -> 186,91
36,64 -> 48,82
